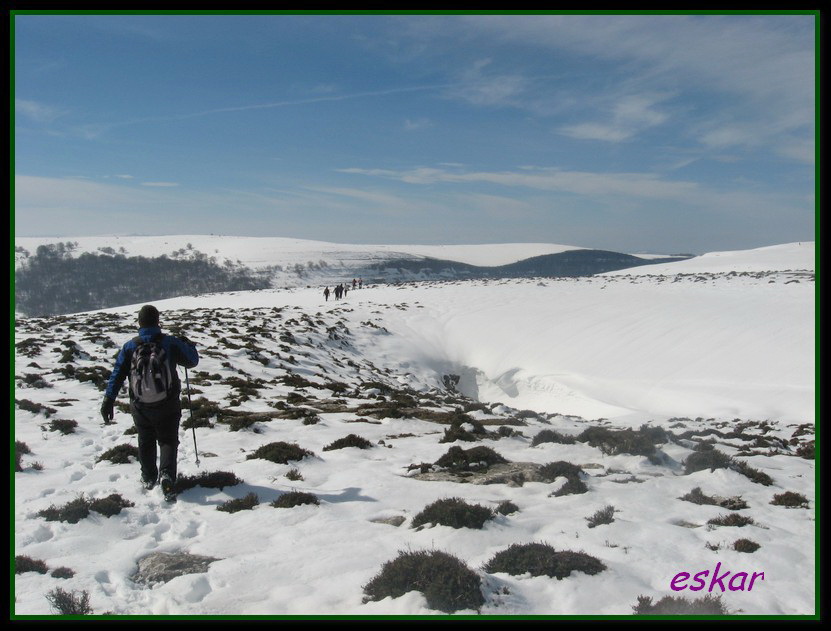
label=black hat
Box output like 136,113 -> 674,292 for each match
138,305 -> 160,327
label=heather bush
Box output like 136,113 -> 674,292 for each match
484,542 -> 605,579
96,443 -> 139,465
247,441 -> 314,464
363,549 -> 484,613
217,493 -> 259,513
175,470 -> 243,493
15,441 -> 31,472
531,429 -> 576,446
733,539 -> 761,553
679,487 -> 748,510
271,491 -> 319,508
88,494 -> 134,517
586,505 -> 615,528
15,555 -> 49,574
37,497 -> 90,524
496,500 -> 519,515
632,594 -> 727,615
323,434 -> 373,451
683,449 -> 732,474
707,513 -> 755,527
411,497 -> 495,530
48,419 -> 78,435
770,491 -> 809,508
434,445 -> 508,472
45,587 -> 94,615
51,567 -> 76,579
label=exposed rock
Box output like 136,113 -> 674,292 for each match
370,515 -> 406,527
133,551 -> 220,586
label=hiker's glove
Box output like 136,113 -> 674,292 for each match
100,397 -> 115,423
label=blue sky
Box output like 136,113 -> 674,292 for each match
13,12 -> 816,254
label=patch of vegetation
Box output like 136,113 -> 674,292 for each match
770,491 -> 809,508
15,555 -> 49,574
363,549 -> 484,613
586,505 -> 615,528
45,587 -> 94,615
15,441 -> 31,472
17,372 -> 52,389
632,594 -> 727,615
730,459 -> 773,486
323,434 -> 373,451
285,468 -> 304,481
678,487 -> 748,510
484,542 -> 606,579
496,500 -> 519,515
182,396 -> 221,428
531,429 -> 576,446
16,398 -> 57,417
271,491 -> 320,508
684,449 -> 772,485
37,497 -> 91,524
411,497 -> 495,530
707,513 -> 755,528
88,494 -> 135,517
434,445 -> 508,472
733,539 -> 761,553
538,461 -> 584,481
247,441 -> 315,464
577,425 -> 667,457
175,471 -> 243,493
796,441 -> 814,460
217,493 -> 260,513
96,444 -> 139,464
47,419 -> 79,435
51,567 -> 76,579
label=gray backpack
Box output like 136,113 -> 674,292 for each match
129,334 -> 173,404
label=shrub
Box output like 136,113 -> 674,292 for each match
175,471 -> 243,493
15,555 -> 49,574
363,549 -> 484,613
48,419 -> 78,435
323,434 -> 373,451
531,429 -> 576,446
96,444 -> 139,464
730,459 -> 773,486
683,449 -> 732,474
247,441 -> 314,464
434,446 -> 508,472
484,542 -> 605,579
733,539 -> 761,553
412,498 -> 495,530
37,497 -> 91,524
538,461 -> 584,482
89,494 -> 134,517
679,487 -> 748,510
633,594 -> 727,615
770,491 -> 809,508
217,493 -> 260,513
271,491 -> 320,508
285,468 -> 304,481
45,587 -> 94,615
16,398 -> 57,417
577,425 -> 664,456
586,505 -> 615,528
707,513 -> 755,527
796,441 -> 814,459
15,441 -> 31,472
496,500 -> 519,515
51,567 -> 76,579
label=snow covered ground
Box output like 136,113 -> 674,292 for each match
13,241 -> 816,617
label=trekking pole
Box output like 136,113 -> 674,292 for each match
185,366 -> 200,467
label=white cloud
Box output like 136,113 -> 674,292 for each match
404,118 -> 433,131
15,98 -> 67,123
141,182 -> 179,188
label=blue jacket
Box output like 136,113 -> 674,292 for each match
104,326 -> 199,402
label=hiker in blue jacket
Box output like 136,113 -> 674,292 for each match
100,305 -> 199,497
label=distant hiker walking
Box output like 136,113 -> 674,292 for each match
100,305 -> 199,500
358,277 -> 362,289
352,278 -> 357,290
343,284 -> 349,298
324,287 -> 330,301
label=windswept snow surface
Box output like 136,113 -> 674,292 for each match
13,242 -> 815,617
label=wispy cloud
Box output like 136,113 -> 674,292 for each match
15,98 -> 67,123
404,118 -> 433,131
141,181 -> 179,188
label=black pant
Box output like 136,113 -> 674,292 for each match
131,397 -> 182,483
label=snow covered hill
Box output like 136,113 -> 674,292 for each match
13,241 -> 816,617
